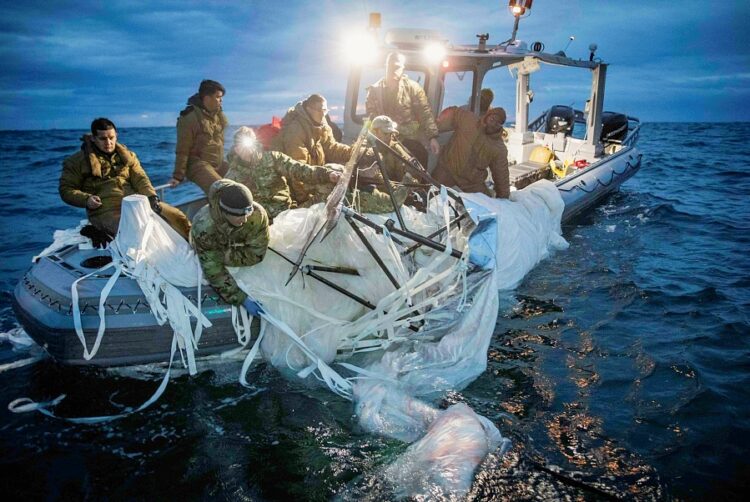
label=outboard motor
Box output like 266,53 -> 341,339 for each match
545,105 -> 575,135
600,111 -> 628,142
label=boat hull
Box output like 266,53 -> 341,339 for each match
558,146 -> 642,223
12,149 -> 641,367
12,248 -> 241,366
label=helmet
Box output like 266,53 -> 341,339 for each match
371,115 -> 398,134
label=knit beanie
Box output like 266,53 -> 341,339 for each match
219,184 -> 254,215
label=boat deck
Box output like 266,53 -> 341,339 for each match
510,161 -> 551,190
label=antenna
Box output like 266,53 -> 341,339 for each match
556,35 -> 574,57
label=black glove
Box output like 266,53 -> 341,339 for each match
80,224 -> 114,249
148,195 -> 162,215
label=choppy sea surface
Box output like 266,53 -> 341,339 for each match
1,123 -> 749,500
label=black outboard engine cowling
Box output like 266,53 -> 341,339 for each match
545,105 -> 575,135
601,111 -> 628,142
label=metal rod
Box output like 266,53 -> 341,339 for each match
304,264 -> 360,276
402,212 -> 469,256
269,247 -> 375,309
385,219 -> 463,259
346,216 -> 401,290
269,246 -> 419,332
343,207 -> 463,260
372,146 -> 407,231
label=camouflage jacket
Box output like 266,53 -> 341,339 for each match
365,75 -> 439,142
225,150 -> 334,222
271,102 -> 351,165
190,179 -> 270,305
59,137 -> 157,231
371,137 -> 413,183
435,106 -> 510,198
173,94 -> 229,181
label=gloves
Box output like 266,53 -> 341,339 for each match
148,195 -> 162,215
242,297 -> 265,317
80,224 -> 114,249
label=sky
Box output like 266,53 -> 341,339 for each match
0,0 -> 748,130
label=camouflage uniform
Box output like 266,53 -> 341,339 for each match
369,136 -> 413,183
432,106 -> 510,198
172,94 -> 229,193
190,179 -> 269,306
59,136 -> 191,238
225,150 -> 335,222
365,76 -> 439,143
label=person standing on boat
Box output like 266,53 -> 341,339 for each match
227,127 -> 341,222
190,179 -> 269,312
168,79 -> 229,193
432,106 -> 510,198
365,52 -> 440,170
59,118 -> 191,244
460,88 -> 494,115
271,94 -> 351,205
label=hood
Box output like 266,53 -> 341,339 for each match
480,107 -> 507,138
207,178 -> 254,225
179,93 -> 220,117
282,101 -> 324,131
80,134 -> 133,178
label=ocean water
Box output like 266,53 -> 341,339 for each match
1,123 -> 749,500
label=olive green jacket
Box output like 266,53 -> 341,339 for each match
435,106 -> 510,198
365,75 -> 439,142
59,137 -> 157,231
226,150 -> 334,222
271,102 -> 351,165
173,94 -> 229,181
190,179 -> 270,305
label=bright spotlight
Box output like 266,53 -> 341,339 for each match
423,42 -> 446,64
342,30 -> 378,66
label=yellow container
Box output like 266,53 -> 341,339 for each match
529,146 -> 554,164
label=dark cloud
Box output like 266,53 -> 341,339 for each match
0,0 -> 747,129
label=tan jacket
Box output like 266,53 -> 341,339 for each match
271,102 -> 351,165
59,137 -> 157,231
173,94 -> 229,181
434,106 -> 510,198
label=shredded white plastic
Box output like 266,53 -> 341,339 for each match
12,180 -> 568,497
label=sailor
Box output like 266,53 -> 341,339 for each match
234,126 -> 402,216
271,94 -> 352,204
226,127 -> 341,222
366,115 -> 414,183
432,106 -> 510,198
190,179 -> 269,314
365,52 -> 440,170
59,118 -> 191,246
168,79 -> 229,193
460,88 -> 494,115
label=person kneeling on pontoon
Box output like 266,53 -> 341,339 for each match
59,117 -> 191,247
190,179 -> 269,315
